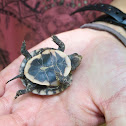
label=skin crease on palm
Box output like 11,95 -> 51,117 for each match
0,28 -> 126,126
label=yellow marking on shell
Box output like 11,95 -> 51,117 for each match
50,50 -> 56,56
24,54 -> 41,71
24,54 -> 45,85
40,90 -> 46,95
55,90 -> 60,94
32,89 -> 38,94
24,53 -> 50,85
46,49 -> 71,77
24,53 -> 51,85
53,50 -> 71,76
24,49 -> 71,86
24,59 -> 50,86
42,50 -> 50,54
51,80 -> 60,86
48,91 -> 54,95
40,65 -> 54,71
35,49 -> 40,53
40,66 -> 48,71
39,80 -> 50,86
64,55 -> 71,76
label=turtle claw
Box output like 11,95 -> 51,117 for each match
15,94 -> 19,99
15,90 -> 25,99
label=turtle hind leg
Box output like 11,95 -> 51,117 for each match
68,53 -> 82,71
15,83 -> 36,99
15,89 -> 27,99
52,35 -> 65,52
55,72 -> 72,87
21,40 -> 32,60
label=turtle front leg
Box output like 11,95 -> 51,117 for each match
52,35 -> 65,52
68,53 -> 82,71
15,83 -> 36,99
55,72 -> 72,87
21,40 -> 32,60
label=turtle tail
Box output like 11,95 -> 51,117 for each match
6,74 -> 23,84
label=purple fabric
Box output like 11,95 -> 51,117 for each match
0,0 -> 112,70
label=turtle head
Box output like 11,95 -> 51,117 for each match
69,53 -> 82,71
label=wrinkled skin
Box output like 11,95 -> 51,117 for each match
0,28 -> 126,126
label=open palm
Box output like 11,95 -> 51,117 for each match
0,29 -> 126,126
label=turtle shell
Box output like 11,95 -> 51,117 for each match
22,49 -> 71,86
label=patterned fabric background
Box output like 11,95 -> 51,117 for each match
0,0 -> 112,70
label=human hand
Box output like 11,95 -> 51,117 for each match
0,28 -> 126,126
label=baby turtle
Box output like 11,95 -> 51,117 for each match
7,35 -> 82,99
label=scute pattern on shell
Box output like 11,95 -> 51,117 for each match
23,49 -> 71,86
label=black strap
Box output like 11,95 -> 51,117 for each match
81,23 -> 126,47
70,3 -> 126,29
94,15 -> 126,28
